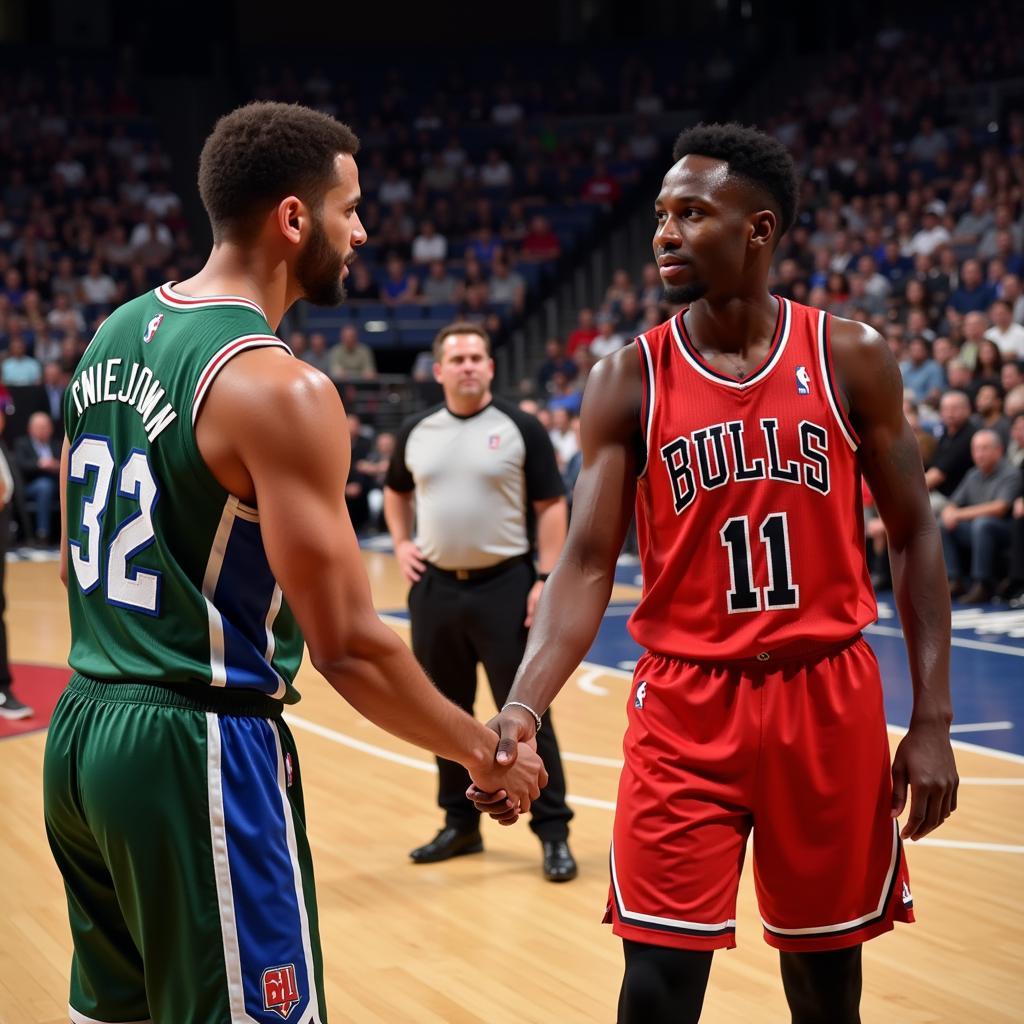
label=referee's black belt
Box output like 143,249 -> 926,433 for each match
425,554 -> 531,583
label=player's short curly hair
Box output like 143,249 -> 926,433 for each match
672,122 -> 799,238
198,101 -> 360,242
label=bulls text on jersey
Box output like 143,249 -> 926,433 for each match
659,416 -> 830,515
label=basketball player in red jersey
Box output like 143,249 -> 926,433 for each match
471,124 -> 959,1023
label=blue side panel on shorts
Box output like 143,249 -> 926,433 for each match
219,716 -> 313,1023
215,518 -> 281,692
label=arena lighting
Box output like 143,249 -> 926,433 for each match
363,320 -> 390,332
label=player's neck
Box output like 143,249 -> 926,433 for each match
685,291 -> 777,356
177,246 -> 293,330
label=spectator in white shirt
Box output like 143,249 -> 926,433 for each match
378,169 -> 413,206
479,149 -> 513,189
906,206 -> 951,258
547,407 -> 579,472
144,180 -> 182,220
411,221 -> 448,265
589,315 -> 625,359
130,210 -> 173,252
79,260 -> 118,305
986,299 -> 1024,359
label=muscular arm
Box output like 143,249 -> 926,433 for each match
496,347 -> 642,741
831,317 -> 958,839
196,350 -> 545,805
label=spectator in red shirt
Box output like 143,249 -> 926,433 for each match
521,216 -> 561,262
566,307 -> 598,356
582,161 -> 622,207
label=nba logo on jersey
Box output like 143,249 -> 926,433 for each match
634,680 -> 648,709
795,365 -> 811,395
285,751 -> 294,788
262,964 -> 300,1019
142,313 -> 164,343
488,432 -> 501,449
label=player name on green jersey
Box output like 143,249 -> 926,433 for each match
68,358 -> 178,442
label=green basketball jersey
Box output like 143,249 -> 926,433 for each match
63,283 -> 305,702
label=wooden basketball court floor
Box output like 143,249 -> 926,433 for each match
2,551 -> 1022,1023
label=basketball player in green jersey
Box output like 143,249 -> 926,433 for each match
45,102 -> 546,1024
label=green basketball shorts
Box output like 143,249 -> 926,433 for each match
43,674 -> 327,1023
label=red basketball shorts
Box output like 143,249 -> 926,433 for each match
604,636 -> 914,953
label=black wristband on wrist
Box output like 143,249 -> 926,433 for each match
537,572 -> 550,582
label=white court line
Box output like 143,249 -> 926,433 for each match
958,777 -> 1024,785
866,623 -> 1024,658
562,751 -> 622,768
948,721 -> 1014,734
283,715 -> 1023,854
575,668 -> 609,697
913,838 -> 1024,854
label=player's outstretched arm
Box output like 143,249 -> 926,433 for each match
198,349 -> 547,814
476,346 -> 643,775
831,316 -> 959,841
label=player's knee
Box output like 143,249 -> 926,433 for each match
619,941 -> 710,1024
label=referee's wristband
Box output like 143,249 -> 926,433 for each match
502,701 -> 543,733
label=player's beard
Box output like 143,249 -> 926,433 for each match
664,280 -> 708,305
297,214 -> 348,306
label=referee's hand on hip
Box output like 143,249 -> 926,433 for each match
395,539 -> 427,583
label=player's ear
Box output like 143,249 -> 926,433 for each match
277,196 -> 304,244
749,209 -> 776,251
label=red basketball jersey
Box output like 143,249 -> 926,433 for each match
630,297 -> 877,661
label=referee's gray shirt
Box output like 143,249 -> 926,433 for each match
386,398 -> 565,570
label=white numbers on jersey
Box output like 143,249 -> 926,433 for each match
719,511 -> 799,614
69,436 -> 161,615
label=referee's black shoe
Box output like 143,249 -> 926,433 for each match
409,826 -> 484,863
542,840 -> 578,882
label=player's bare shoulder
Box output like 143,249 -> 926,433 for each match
580,342 -> 645,442
827,313 -> 902,416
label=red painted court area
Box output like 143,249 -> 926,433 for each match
0,664 -> 71,739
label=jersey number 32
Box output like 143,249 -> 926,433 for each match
69,435 -> 161,615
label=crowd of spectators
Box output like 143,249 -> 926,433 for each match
2,21 -> 1023,604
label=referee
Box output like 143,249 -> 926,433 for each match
384,322 -> 577,881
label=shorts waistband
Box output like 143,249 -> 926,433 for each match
648,633 -> 865,671
425,554 -> 532,583
66,673 -> 284,717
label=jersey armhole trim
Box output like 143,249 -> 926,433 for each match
191,335 -> 293,427
817,311 -> 860,451
636,335 -> 654,478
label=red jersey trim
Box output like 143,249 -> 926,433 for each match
670,297 -> 791,390
636,335 -> 655,478
191,335 -> 293,426
611,842 -> 736,937
816,311 -> 860,451
761,821 -> 901,939
155,282 -> 268,320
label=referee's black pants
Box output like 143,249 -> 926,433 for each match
409,558 -> 574,842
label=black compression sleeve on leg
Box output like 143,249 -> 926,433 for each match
618,939 -> 713,1024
